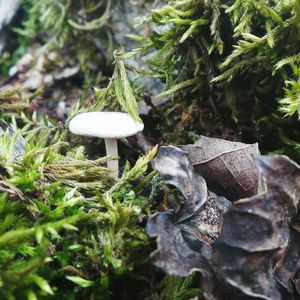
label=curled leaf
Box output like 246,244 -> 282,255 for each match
254,155 -> 300,208
176,192 -> 231,246
153,145 -> 208,222
274,229 -> 300,296
148,140 -> 300,299
147,146 -> 231,276
147,210 -> 210,277
182,136 -> 259,200
212,244 -> 281,300
212,155 -> 300,299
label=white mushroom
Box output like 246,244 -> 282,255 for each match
69,112 -> 144,178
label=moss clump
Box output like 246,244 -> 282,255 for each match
0,87 -> 159,299
132,0 -> 300,160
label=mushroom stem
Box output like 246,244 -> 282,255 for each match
104,138 -> 119,178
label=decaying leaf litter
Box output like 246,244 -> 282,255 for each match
147,136 -> 300,299
0,0 -> 300,299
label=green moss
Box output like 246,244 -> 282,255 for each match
0,86 -> 159,299
132,0 -> 300,161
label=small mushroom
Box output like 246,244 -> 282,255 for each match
69,112 -> 144,177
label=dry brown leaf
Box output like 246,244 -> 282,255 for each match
212,155 -> 300,299
147,210 -> 211,277
147,145 -> 231,276
212,243 -> 281,300
182,136 -> 259,200
148,141 -> 300,300
152,145 -> 208,222
273,229 -> 300,296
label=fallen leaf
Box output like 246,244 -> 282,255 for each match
254,154 -> 300,208
148,140 -> 300,300
273,229 -> 300,296
147,146 -> 231,276
147,209 -> 210,277
177,192 -> 231,246
152,145 -> 208,222
212,243 -> 281,300
212,155 -> 300,299
182,136 -> 259,200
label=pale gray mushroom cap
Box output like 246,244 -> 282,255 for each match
69,112 -> 144,138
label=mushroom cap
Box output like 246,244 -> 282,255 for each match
69,112 -> 144,138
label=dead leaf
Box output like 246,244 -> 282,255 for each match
212,155 -> 300,299
147,146 -> 231,276
148,140 -> 300,299
147,210 -> 210,277
152,145 -> 208,222
182,136 -> 259,200
273,229 -> 300,296
212,243 -> 281,300
254,154 -> 300,208
177,192 -> 231,246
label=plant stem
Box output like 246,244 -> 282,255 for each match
104,138 -> 119,178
